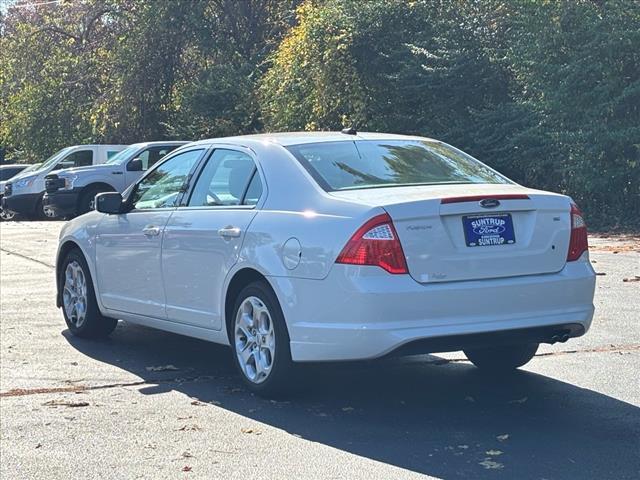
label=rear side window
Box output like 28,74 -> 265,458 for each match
57,150 -> 93,169
188,149 -> 260,207
286,140 -> 510,191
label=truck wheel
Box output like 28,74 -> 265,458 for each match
79,186 -> 109,215
0,206 -> 17,221
35,197 -> 54,220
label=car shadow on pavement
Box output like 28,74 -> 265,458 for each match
63,322 -> 640,480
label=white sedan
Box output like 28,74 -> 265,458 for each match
55,131 -> 596,395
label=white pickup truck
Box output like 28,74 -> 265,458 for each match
43,141 -> 187,218
2,144 -> 127,219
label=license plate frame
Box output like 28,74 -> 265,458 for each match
463,213 -> 516,247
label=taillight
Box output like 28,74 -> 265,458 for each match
567,203 -> 588,261
336,213 -> 408,274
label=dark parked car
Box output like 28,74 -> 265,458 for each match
1,163 -> 38,221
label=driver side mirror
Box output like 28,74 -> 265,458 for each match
95,192 -> 123,214
127,158 -> 143,171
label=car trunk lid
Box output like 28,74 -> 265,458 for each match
331,184 -> 572,283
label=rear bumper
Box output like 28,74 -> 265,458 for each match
43,190 -> 80,218
270,259 -> 596,362
1,192 -> 40,216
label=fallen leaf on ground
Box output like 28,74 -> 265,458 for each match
595,272 -> 606,276
182,451 -> 193,458
508,396 -> 528,404
182,466 -> 192,472
190,400 -> 204,406
35,443 -> 42,449
145,365 -> 179,372
43,400 -> 89,408
622,276 -> 640,283
177,424 -> 202,432
496,434 -> 509,442
479,459 -> 504,470
241,428 -> 262,435
486,450 -> 503,456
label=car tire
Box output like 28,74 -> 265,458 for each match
34,196 -> 49,220
464,343 -> 539,372
61,249 -> 117,339
79,186 -> 108,215
0,206 -> 16,221
230,280 -> 295,396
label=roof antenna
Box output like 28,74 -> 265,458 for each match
341,126 -> 357,135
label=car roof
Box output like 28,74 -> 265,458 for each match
0,164 -> 28,169
189,131 -> 434,148
130,141 -> 190,148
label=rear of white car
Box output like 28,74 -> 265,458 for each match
280,138 -> 595,362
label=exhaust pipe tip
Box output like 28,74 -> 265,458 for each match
549,331 -> 571,344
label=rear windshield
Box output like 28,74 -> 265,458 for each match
286,140 -> 510,191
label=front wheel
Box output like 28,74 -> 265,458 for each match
61,249 -> 117,338
464,343 -> 539,372
230,281 -> 294,396
0,205 -> 16,221
79,186 -> 109,215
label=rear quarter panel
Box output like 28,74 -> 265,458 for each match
236,142 -> 377,280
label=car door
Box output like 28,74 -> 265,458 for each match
162,147 -> 264,329
95,148 -> 205,318
124,146 -> 178,188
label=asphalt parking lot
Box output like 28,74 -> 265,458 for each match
0,221 -> 638,479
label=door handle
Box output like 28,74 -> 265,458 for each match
142,225 -> 162,237
218,226 -> 241,238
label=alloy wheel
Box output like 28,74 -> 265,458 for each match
63,261 -> 88,328
0,207 -> 15,221
234,296 -> 276,384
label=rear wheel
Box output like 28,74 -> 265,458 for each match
464,343 -> 539,372
61,249 -> 117,338
230,281 -> 294,396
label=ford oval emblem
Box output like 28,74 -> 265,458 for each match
479,198 -> 500,209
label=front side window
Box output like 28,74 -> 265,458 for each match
57,150 -> 93,169
136,146 -> 179,171
1,167 -> 24,180
286,140 -> 511,191
40,147 -> 73,170
106,145 -> 139,165
132,149 -> 202,210
188,149 -> 261,207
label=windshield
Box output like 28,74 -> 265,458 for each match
39,147 -> 73,171
23,163 -> 41,173
287,140 -> 511,191
105,144 -> 140,165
